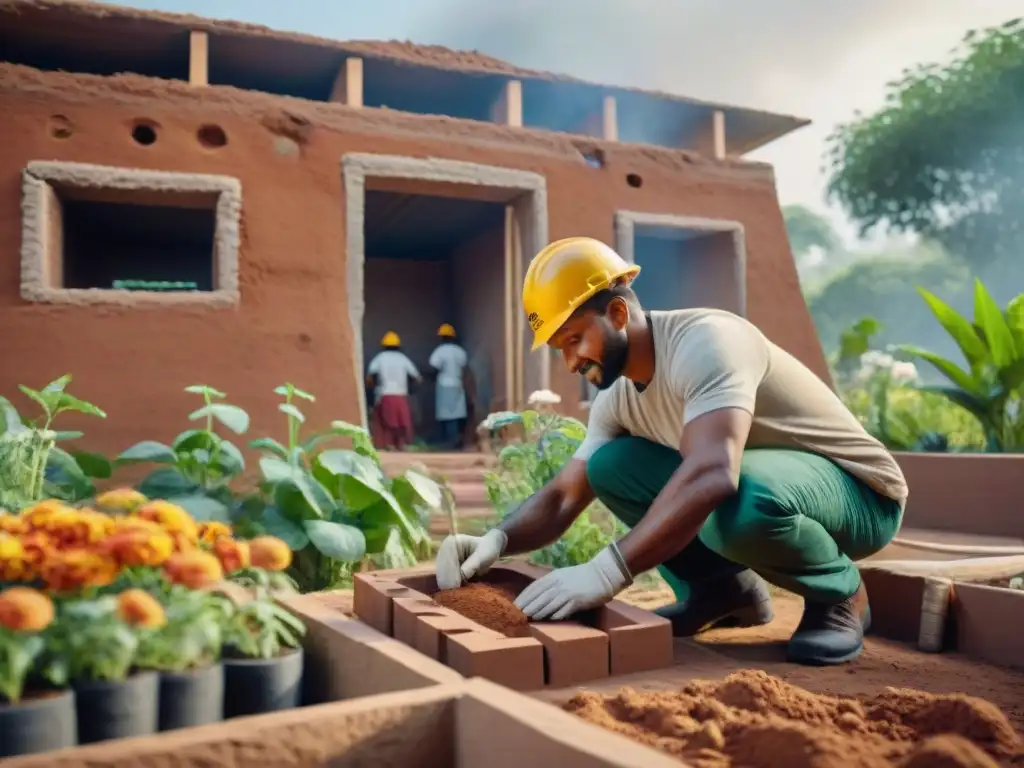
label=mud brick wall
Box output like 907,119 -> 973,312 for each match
0,63 -> 823,458
353,562 -> 674,690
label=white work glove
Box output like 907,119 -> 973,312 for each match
514,544 -> 633,621
435,529 -> 508,590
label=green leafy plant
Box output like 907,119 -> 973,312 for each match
897,281 -> 1024,451
238,384 -> 439,592
0,627 -> 46,703
481,409 -> 627,569
42,597 -> 138,685
114,385 -> 250,522
222,596 -> 305,660
0,375 -> 109,510
134,589 -> 232,672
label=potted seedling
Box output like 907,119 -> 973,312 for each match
132,586 -> 231,731
0,587 -> 76,757
221,587 -> 306,718
42,595 -> 158,744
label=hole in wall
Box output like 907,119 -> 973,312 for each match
49,115 -> 74,139
131,121 -> 159,146
197,124 -> 228,149
626,173 -> 643,188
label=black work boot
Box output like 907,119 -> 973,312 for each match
787,580 -> 872,666
654,569 -> 775,637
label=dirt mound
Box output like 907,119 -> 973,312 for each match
433,583 -> 529,638
564,669 -> 1021,768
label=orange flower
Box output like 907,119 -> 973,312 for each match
116,589 -> 166,628
136,501 -> 198,545
19,500 -> 75,529
113,516 -> 165,535
0,514 -> 26,535
18,532 -> 55,575
96,488 -> 148,513
163,550 -> 223,590
0,587 -> 55,632
0,533 -> 32,582
22,505 -> 113,549
41,548 -> 119,593
103,527 -> 174,568
198,521 -> 232,545
213,537 -> 249,574
249,536 -> 293,572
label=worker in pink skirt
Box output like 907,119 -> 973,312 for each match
366,331 -> 421,450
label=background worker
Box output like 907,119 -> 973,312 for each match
366,331 -> 421,451
428,323 -> 470,450
435,237 -> 908,666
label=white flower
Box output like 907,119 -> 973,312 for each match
890,361 -> 919,384
860,351 -> 894,371
527,389 -> 562,406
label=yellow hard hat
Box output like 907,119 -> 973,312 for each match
437,323 -> 456,338
381,331 -> 400,347
522,237 -> 640,350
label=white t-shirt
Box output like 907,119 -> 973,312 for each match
573,309 -> 909,506
429,343 -> 468,388
367,350 -> 419,397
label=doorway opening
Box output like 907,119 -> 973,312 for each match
344,153 -> 549,450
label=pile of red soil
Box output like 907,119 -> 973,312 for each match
433,583 -> 530,638
564,669 -> 1021,768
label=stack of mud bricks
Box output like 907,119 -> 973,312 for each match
354,561 -> 673,690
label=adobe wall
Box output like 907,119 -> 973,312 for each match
0,63 -> 824,457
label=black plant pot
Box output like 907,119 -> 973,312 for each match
159,663 -> 224,732
223,648 -> 303,719
74,670 -> 159,744
0,689 -> 77,757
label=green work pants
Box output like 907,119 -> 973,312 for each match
586,437 -> 903,604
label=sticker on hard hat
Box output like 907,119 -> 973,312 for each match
528,312 -> 543,331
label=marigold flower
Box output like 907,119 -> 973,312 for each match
248,536 -> 293,571
136,501 -> 199,545
96,488 -> 148,513
213,537 -> 249,574
0,533 -> 32,582
198,521 -> 232,545
103,527 -> 174,568
163,550 -> 223,590
23,505 -> 113,549
41,548 -> 119,593
0,587 -> 55,632
113,516 -> 164,534
0,514 -> 26,535
116,588 -> 167,629
18,531 -> 55,575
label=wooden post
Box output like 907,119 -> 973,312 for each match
602,95 -> 618,141
491,80 -> 523,127
504,206 -> 516,411
189,31 -> 208,87
712,109 -> 726,159
512,211 -> 525,409
330,58 -> 364,107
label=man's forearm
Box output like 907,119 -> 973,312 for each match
497,486 -> 575,555
615,459 -> 737,577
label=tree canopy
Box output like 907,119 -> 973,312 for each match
826,17 -> 1024,266
782,204 -> 840,258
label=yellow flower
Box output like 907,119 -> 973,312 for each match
198,521 -> 232,545
103,527 -> 174,568
0,514 -> 26,535
249,536 -> 293,572
113,516 -> 165,535
116,589 -> 166,629
19,500 -> 76,529
0,587 -> 55,632
41,548 -> 119,593
96,488 -> 148,513
22,505 -> 113,549
213,537 -> 249,574
163,551 -> 223,590
0,533 -> 32,582
136,501 -> 199,545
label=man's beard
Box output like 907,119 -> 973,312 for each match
579,324 -> 629,391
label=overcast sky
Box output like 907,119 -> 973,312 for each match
107,0 -> 1021,245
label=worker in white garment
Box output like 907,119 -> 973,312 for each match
429,323 -> 469,449
367,331 -> 421,450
